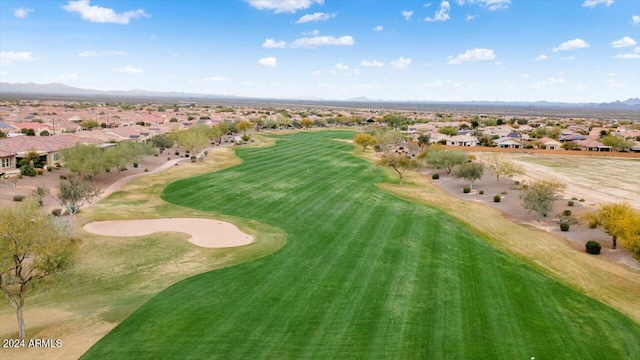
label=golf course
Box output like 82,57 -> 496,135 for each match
82,131 -> 640,359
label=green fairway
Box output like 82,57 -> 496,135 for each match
83,131 -> 640,359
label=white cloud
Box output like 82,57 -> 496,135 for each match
530,77 -> 565,90
633,15 -> 640,25
424,2 -> 432,7
402,10 -> 413,21
296,12 -> 335,24
302,29 -> 320,36
262,38 -> 287,48
610,36 -> 637,48
425,1 -> 450,22
465,14 -> 476,21
447,48 -> 495,64
373,25 -> 383,31
415,80 -> 444,89
290,35 -> 354,48
0,51 -> 35,64
582,0 -> 614,8
390,57 -> 412,69
62,0 -> 149,24
173,53 -> 180,59
113,65 -> 143,74
605,79 -> 625,89
552,38 -> 590,52
607,72 -> 617,76
58,73 -> 79,81
245,0 -> 324,13
312,70 -> 322,75
258,57 -> 278,67
614,53 -> 640,59
334,63 -> 349,70
361,60 -> 384,67
561,56 -> 576,60
535,53 -> 549,61
351,69 -> 361,76
342,83 -> 379,91
13,7 -> 34,19
456,0 -> 511,10
78,50 -> 127,57
202,76 -> 227,82
520,73 -> 530,79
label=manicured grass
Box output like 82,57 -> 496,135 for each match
83,131 -> 640,359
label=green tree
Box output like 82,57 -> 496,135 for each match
80,119 -> 100,130
382,113 -> 408,130
425,149 -> 468,174
150,134 -> 174,149
438,126 -> 458,136
417,133 -> 431,149
353,133 -> 377,152
61,144 -> 105,178
379,151 -> 417,185
546,127 -> 562,140
31,186 -> 50,207
454,162 -> 485,189
483,153 -> 524,183
235,120 -> 253,135
0,202 -> 78,339
520,180 -> 566,220
57,177 -> 102,216
175,125 -> 211,153
601,135 -> 624,151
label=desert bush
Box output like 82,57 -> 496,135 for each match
175,151 -> 180,156
20,165 -> 37,177
133,162 -> 139,168
585,241 -> 601,255
579,198 -> 585,202
59,175 -> 67,180
560,222 -> 570,231
478,190 -> 484,195
494,195 -> 501,202
571,197 -> 578,201
13,195 -> 25,202
563,210 -> 572,216
191,156 -> 197,163
51,209 -> 62,217
35,168 -> 44,175
432,173 -> 440,180
46,166 -> 53,172
463,186 -> 471,194
568,200 -> 575,206
120,166 -> 127,171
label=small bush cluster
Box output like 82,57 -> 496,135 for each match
579,198 -> 585,202
562,210 -> 572,216
51,209 -> 62,217
35,168 -> 44,175
494,195 -> 501,202
46,166 -> 53,172
478,190 -> 484,195
567,200 -> 575,206
432,173 -> 439,180
463,186 -> 471,194
559,222 -> 570,231
13,195 -> 25,202
20,165 -> 37,177
585,241 -> 601,255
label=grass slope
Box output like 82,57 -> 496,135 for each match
83,131 -> 640,359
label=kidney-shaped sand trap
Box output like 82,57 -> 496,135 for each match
83,218 -> 253,248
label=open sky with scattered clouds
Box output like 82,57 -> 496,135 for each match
1,0 -> 639,102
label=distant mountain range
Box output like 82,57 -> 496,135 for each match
1,82 -> 639,110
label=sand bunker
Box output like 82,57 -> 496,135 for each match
83,218 -> 253,248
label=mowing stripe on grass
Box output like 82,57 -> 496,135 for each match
83,131 -> 640,359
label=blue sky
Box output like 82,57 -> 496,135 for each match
1,0 -> 639,102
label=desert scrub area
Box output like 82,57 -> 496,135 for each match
507,154 -> 640,210
82,131 -> 640,359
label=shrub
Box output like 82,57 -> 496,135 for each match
35,168 -> 44,175
59,175 -> 67,180
571,197 -> 578,201
154,153 -> 159,157
13,195 -> 25,202
175,151 -> 180,156
479,190 -> 484,195
51,209 -> 62,217
585,241 -> 601,255
463,186 -> 471,194
144,168 -> 149,172
133,162 -> 139,168
560,222 -> 570,231
432,173 -> 440,180
120,166 -> 127,171
494,195 -> 501,202
562,210 -> 572,216
46,166 -> 53,172
373,144 -> 381,152
241,134 -> 251,142
20,165 -> 37,177
567,200 -> 575,206
191,156 -> 197,163
204,150 -> 209,156
105,168 -> 111,173
501,191 -> 508,195
579,198 -> 585,202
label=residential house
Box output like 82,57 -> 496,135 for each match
446,135 -> 478,147
494,137 -> 523,149
575,139 -> 611,152
536,137 -> 562,150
